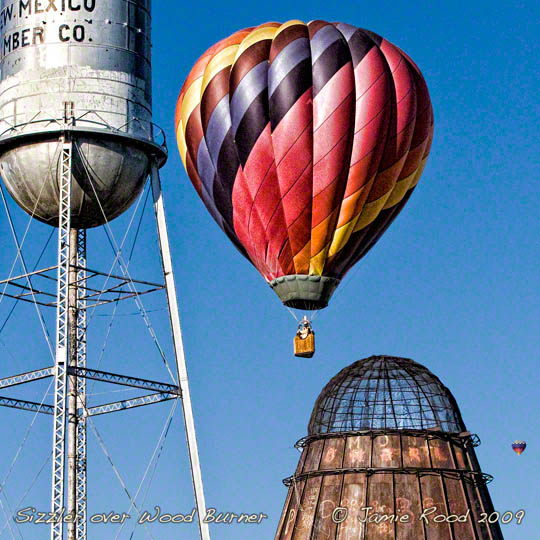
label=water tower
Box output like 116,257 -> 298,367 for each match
0,1 -> 210,539
275,356 -> 504,540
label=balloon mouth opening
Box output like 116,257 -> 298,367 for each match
269,275 -> 340,311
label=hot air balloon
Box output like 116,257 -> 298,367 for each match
512,440 -> 526,455
175,20 -> 433,330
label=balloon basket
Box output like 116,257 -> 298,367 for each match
294,333 -> 315,358
294,317 -> 315,358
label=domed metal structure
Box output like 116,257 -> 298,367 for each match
308,356 -> 465,435
275,356 -> 503,540
0,138 -> 154,228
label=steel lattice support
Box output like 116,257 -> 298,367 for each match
2,155 -> 209,540
0,366 -> 178,395
66,229 -> 78,540
75,230 -> 87,540
151,163 -> 211,540
0,367 -> 54,389
0,396 -> 54,414
0,392 -> 177,418
86,392 -> 177,417
67,366 -> 180,394
51,139 -> 72,540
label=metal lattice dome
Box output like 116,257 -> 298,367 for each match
308,355 -> 465,435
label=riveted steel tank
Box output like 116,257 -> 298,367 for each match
0,0 -> 166,228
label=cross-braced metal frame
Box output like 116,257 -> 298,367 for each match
0,367 -> 181,417
74,229 -> 87,540
0,150 -> 210,539
0,263 -> 165,309
51,139 -> 73,540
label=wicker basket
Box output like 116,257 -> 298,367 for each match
294,333 -> 315,358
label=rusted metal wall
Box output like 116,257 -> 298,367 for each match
275,431 -> 503,540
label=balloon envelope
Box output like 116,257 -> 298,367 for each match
176,20 -> 434,309
512,440 -> 526,455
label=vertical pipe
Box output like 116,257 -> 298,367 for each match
67,229 -> 79,540
150,163 -> 211,540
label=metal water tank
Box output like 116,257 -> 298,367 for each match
0,0 -> 166,228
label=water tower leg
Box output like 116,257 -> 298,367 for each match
51,140 -> 73,540
67,229 -> 79,540
75,230 -> 88,539
66,229 -> 87,540
150,162 -> 211,540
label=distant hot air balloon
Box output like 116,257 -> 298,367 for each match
175,20 -> 434,312
512,440 -> 526,455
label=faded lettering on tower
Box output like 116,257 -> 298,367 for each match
1,1 -> 107,58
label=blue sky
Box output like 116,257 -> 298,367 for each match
0,1 -> 538,539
